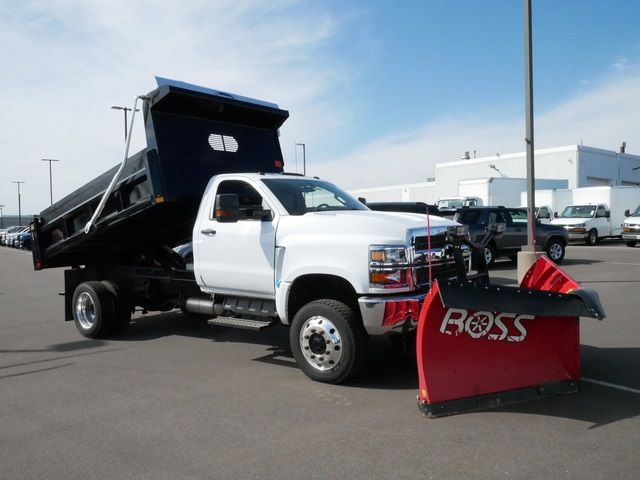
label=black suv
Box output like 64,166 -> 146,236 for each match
454,207 -> 569,265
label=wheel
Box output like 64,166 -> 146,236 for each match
101,281 -> 132,334
290,299 -> 367,384
72,281 -> 116,338
545,238 -> 566,264
586,229 -> 598,245
483,244 -> 497,267
626,241 -> 637,247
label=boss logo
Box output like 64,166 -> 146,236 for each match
439,308 -> 534,342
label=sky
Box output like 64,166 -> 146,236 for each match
1,0 -> 640,215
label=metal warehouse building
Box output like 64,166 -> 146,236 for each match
350,145 -> 640,204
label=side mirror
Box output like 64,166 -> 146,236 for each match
625,209 -> 630,217
215,194 -> 239,222
358,197 -> 367,205
554,212 -> 559,218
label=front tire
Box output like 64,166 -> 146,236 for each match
586,229 -> 598,245
290,299 -> 367,384
483,244 -> 497,267
545,238 -> 566,264
72,281 -> 116,338
626,241 -> 637,247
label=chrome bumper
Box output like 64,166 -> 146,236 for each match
622,233 -> 640,241
568,233 -> 588,240
358,293 -> 425,336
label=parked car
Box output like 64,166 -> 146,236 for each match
454,207 -> 569,265
5,226 -> 29,247
1,226 -> 25,245
365,201 -> 440,216
16,231 -> 32,250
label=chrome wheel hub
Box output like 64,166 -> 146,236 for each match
76,292 -> 96,330
299,316 -> 342,371
549,243 -> 563,260
483,247 -> 493,264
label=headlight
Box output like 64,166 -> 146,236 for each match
447,225 -> 469,237
369,246 -> 408,265
573,223 -> 586,228
369,245 -> 412,289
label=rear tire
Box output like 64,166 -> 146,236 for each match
586,229 -> 598,245
626,241 -> 637,247
290,299 -> 367,384
545,238 -> 566,264
101,281 -> 132,334
72,281 -> 116,338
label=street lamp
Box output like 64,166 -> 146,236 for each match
41,158 -> 60,206
12,181 -> 25,226
295,143 -> 306,175
0,204 -> 4,229
111,105 -> 140,141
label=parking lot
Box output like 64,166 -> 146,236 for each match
1,243 -> 638,479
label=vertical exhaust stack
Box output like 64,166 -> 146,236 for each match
416,256 -> 604,418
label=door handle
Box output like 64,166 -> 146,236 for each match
201,229 -> 217,235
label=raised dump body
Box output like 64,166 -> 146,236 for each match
31,79 -> 288,269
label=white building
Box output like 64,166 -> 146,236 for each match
350,145 -> 640,206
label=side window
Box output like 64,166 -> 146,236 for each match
539,207 -> 549,218
213,180 -> 269,221
507,209 -> 528,224
488,210 -> 506,224
457,209 -> 482,225
596,205 -> 606,218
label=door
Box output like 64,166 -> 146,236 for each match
505,209 -> 528,252
195,179 -> 277,297
594,204 -> 610,236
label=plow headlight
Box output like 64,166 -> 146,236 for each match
447,225 -> 469,237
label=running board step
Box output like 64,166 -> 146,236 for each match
207,316 -> 273,331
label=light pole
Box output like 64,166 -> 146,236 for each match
41,158 -> 60,206
111,105 -> 139,141
0,204 -> 4,228
295,143 -> 306,175
12,181 -> 25,226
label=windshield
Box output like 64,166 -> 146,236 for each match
561,205 -> 595,218
262,178 -> 369,215
437,199 -> 463,209
632,205 -> 640,217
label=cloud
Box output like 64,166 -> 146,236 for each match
315,67 -> 640,189
0,0 -> 363,214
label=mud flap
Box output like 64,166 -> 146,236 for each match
417,256 -> 605,418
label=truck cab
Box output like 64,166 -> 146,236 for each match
193,172 -> 470,383
551,203 -> 611,245
622,205 -> 640,247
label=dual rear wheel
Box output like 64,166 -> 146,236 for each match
72,281 -> 132,338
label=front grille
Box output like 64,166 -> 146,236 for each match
412,234 -> 447,250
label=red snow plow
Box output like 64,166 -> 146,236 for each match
416,242 -> 605,418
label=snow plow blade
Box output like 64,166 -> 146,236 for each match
417,256 -> 605,418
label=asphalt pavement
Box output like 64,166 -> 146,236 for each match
1,244 -> 639,479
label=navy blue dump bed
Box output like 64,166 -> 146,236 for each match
31,80 -> 288,269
